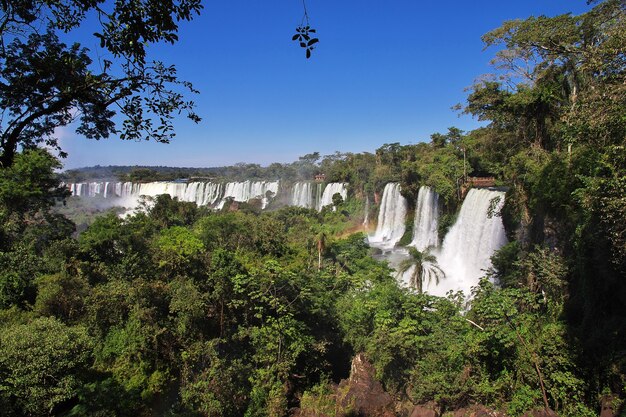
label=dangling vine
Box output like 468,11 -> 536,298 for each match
292,0 -> 319,58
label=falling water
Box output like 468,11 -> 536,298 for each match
316,183 -> 323,209
368,183 -> 407,249
318,183 -> 348,211
291,182 -> 314,208
363,195 -> 370,227
410,186 -> 439,251
427,188 -> 508,297
216,181 -> 279,209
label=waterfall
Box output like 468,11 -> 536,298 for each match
316,183 -> 322,210
428,188 -> 508,297
318,183 -> 347,211
200,183 -> 222,206
216,181 -> 279,209
410,186 -> 439,251
67,181 -> 226,208
103,182 -> 113,198
291,182 -> 314,208
368,183 -> 407,249
363,195 -> 370,227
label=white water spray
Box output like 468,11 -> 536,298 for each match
410,186 -> 439,251
427,188 -> 507,297
368,183 -> 407,249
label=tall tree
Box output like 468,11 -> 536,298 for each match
0,0 -> 202,168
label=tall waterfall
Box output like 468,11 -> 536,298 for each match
316,183 -> 323,209
291,182 -> 314,208
410,186 -> 439,251
428,188 -> 507,296
318,183 -> 347,211
368,183 -> 407,249
363,195 -> 370,227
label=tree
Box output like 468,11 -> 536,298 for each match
315,230 -> 328,270
0,317 -> 93,416
331,192 -> 344,207
465,0 -> 626,150
0,0 -> 202,168
398,247 -> 444,293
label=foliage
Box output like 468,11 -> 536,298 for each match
398,247 -> 444,293
0,0 -> 202,167
0,317 -> 93,417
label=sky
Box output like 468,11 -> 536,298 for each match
59,0 -> 593,170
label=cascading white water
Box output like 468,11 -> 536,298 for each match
368,183 -> 407,249
427,188 -> 508,297
410,186 -> 439,251
200,183 -> 222,206
363,195 -> 370,227
291,182 -> 314,208
316,183 -> 322,209
318,183 -> 347,211
68,181 -> 225,207
216,181 -> 279,209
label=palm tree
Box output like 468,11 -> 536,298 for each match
316,230 -> 328,270
398,247 -> 444,293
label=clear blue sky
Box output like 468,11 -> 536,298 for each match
59,0 -> 592,169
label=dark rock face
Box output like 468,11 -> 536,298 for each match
335,353 -> 395,417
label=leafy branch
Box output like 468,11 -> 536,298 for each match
292,0 -> 319,59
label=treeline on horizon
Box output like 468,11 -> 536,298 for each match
1,1 -> 625,417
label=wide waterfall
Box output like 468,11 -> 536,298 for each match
410,186 -> 439,251
67,180 -> 274,208
368,183 -> 407,249
291,182 -> 315,208
67,180 -> 352,212
428,188 -> 508,297
318,183 -> 347,211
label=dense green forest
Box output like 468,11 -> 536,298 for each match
1,1 -> 625,416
